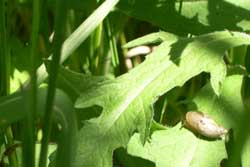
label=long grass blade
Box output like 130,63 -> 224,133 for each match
36,0 -> 119,84
39,0 -> 68,166
0,0 -> 18,166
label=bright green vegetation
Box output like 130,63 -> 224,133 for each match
0,0 -> 250,167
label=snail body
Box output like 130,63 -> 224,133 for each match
184,111 -> 228,138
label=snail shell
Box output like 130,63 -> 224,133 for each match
184,111 -> 228,138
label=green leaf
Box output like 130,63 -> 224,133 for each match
10,69 -> 29,93
117,0 -> 250,34
191,74 -> 248,166
189,74 -> 250,167
128,124 -> 226,167
127,75 -> 244,167
123,31 -> 178,48
0,92 -> 24,128
74,31 -> 250,167
57,67 -> 107,101
192,75 -> 244,129
114,148 -> 155,167
56,67 -> 107,125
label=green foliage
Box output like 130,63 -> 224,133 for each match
127,75 -> 243,167
73,31 -> 250,166
0,88 -> 77,167
1,0 -> 250,167
128,124 -> 226,167
118,0 -> 250,34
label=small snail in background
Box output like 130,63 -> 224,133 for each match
184,111 -> 228,139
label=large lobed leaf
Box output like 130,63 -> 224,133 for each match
117,0 -> 250,34
74,31 -> 250,167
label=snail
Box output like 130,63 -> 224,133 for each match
184,111 -> 228,138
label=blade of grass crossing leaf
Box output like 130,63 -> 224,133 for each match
39,0 -> 68,167
0,1 -> 18,167
22,0 -> 41,167
36,0 -> 119,84
61,0 -> 119,63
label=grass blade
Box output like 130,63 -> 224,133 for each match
36,0 -> 119,84
22,0 -> 41,167
0,0 -> 18,166
39,0 -> 68,166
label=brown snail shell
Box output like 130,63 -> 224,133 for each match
184,111 -> 228,138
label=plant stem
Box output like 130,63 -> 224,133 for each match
178,0 -> 183,14
226,46 -> 250,167
90,23 -> 103,73
22,0 -> 41,167
0,0 -> 10,96
39,0 -> 67,166
0,0 -> 18,166
4,128 -> 18,167
159,98 -> 167,124
105,16 -> 120,75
